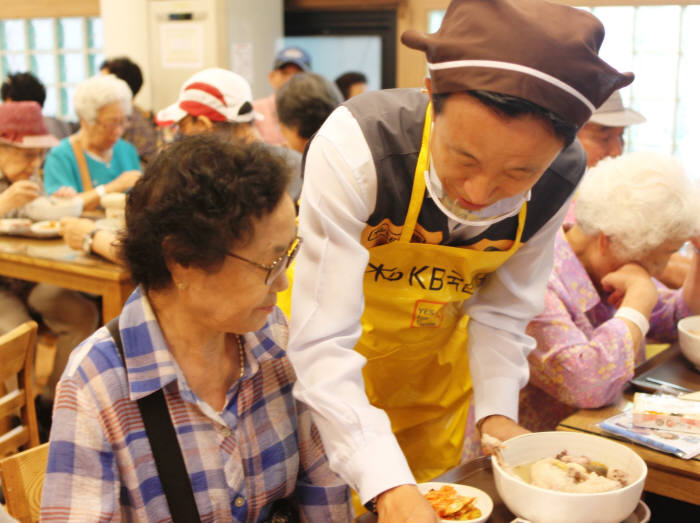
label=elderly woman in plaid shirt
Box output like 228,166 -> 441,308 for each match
41,135 -> 352,522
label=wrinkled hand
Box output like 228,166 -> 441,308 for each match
600,262 -> 657,315
106,170 -> 141,194
376,484 -> 440,523
479,415 -> 529,455
0,180 -> 40,210
60,217 -> 96,251
52,186 -> 78,198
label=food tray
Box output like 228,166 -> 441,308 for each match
631,346 -> 700,395
355,456 -> 650,522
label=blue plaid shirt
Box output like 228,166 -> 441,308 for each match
41,287 -> 352,522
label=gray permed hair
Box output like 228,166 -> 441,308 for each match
74,74 -> 132,123
575,151 -> 700,261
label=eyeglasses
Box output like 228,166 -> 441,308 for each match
227,236 -> 302,285
94,117 -> 128,131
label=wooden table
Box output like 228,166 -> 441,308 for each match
557,345 -> 700,505
0,235 -> 132,323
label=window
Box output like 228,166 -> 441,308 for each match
427,4 -> 700,180
0,16 -> 103,119
588,5 -> 699,176
284,9 -> 397,91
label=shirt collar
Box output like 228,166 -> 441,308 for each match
116,286 -> 288,401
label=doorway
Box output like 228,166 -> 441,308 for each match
283,9 -> 397,93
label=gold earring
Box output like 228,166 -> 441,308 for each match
177,282 -> 186,291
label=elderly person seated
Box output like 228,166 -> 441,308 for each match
0,101 -> 98,403
41,135 -> 352,521
518,152 -> 700,432
156,67 -> 302,199
275,72 -> 342,154
43,74 -> 141,210
61,68 -> 307,264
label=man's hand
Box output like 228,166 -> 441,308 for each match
0,180 -> 40,212
600,263 -> 657,316
59,217 -> 96,251
376,484 -> 440,522
479,415 -> 529,453
105,170 -> 141,194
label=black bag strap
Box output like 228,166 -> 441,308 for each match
106,317 -> 201,523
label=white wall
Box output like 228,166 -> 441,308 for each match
99,0 -> 152,109
99,0 -> 283,111
227,0 -> 283,99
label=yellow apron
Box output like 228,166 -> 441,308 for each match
356,104 -> 527,482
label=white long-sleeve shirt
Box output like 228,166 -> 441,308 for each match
287,105 -> 573,503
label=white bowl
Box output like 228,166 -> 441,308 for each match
492,431 -> 646,523
24,196 -> 83,221
100,192 -> 126,209
678,315 -> 700,369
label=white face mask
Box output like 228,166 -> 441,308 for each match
424,164 -> 529,226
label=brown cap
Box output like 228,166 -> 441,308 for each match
401,0 -> 633,127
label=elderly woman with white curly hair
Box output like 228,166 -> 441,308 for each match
43,74 -> 141,210
518,151 -> 700,432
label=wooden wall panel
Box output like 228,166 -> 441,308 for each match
0,0 -> 100,19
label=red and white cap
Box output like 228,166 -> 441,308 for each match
156,68 -> 261,126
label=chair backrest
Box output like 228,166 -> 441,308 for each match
0,321 -> 39,458
0,442 -> 49,523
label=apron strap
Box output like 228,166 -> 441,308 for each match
68,134 -> 94,192
512,202 -> 528,248
399,103 -> 433,243
399,101 -> 530,249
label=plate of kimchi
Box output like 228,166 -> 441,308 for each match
419,482 -> 493,522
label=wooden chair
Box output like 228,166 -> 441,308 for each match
0,442 -> 49,523
0,321 -> 39,458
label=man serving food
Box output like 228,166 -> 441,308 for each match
287,0 -> 633,520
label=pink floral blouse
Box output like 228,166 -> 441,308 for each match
518,230 -> 691,432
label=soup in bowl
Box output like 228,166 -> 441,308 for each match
491,431 -> 646,523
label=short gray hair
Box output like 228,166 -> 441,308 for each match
276,72 -> 342,139
575,151 -> 700,261
74,74 -> 132,123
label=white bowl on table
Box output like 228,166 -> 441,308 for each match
24,196 -> 83,221
678,315 -> 700,369
492,431 -> 647,523
100,193 -> 126,227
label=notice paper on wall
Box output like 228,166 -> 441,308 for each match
160,22 -> 204,69
231,43 -> 254,85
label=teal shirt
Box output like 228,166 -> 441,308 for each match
43,138 -> 141,194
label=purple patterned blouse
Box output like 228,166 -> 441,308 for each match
518,230 -> 691,432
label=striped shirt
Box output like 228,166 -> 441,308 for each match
41,287 -> 352,522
